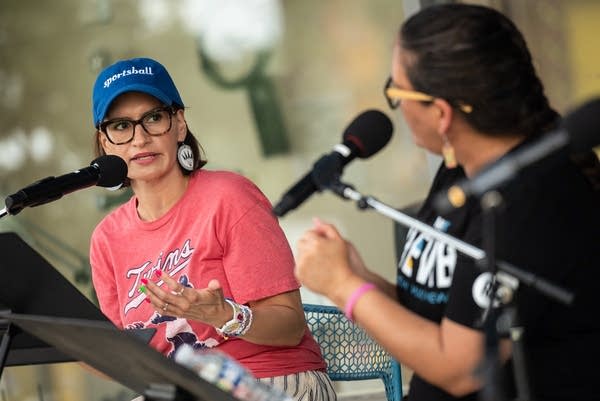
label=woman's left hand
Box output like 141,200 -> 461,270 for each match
142,272 -> 229,327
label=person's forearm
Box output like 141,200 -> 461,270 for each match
236,303 -> 306,346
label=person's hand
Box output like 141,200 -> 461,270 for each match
345,240 -> 372,279
295,218 -> 356,299
142,271 -> 230,327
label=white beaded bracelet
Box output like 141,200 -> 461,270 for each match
216,299 -> 253,338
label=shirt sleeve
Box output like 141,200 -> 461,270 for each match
219,180 -> 299,305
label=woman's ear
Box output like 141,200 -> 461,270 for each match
97,131 -> 109,155
432,98 -> 453,135
175,109 -> 187,142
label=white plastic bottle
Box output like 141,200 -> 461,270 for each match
174,344 -> 292,401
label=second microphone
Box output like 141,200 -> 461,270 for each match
272,109 -> 394,217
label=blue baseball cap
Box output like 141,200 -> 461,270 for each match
92,57 -> 184,127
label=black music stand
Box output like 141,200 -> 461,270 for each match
0,312 -> 237,401
0,232 -> 154,373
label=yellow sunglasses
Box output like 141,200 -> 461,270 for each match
384,77 -> 473,114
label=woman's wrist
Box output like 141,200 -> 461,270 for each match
328,272 -> 361,307
328,275 -> 375,318
215,299 -> 253,338
343,282 -> 376,321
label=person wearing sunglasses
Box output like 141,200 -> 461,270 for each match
295,4 -> 599,401
89,57 -> 336,401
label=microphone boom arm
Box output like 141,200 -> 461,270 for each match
327,180 -> 574,305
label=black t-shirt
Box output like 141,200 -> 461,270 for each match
397,146 -> 600,401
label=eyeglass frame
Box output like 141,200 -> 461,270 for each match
97,106 -> 178,145
383,77 -> 473,114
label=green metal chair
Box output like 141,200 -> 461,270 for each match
303,303 -> 402,401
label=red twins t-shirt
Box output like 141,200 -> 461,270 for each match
90,169 -> 325,377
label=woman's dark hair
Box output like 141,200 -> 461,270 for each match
400,3 -> 560,138
93,106 -> 207,187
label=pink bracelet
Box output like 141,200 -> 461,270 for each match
344,282 -> 376,321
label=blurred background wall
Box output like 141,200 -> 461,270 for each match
0,0 -> 598,400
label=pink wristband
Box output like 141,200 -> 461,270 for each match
344,282 -> 376,321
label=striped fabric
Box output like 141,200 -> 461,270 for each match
258,370 -> 337,401
131,370 -> 337,401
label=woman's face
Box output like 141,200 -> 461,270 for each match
391,43 -> 444,155
97,91 -> 187,185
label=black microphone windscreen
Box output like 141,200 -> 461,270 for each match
562,97 -> 600,153
343,109 -> 393,158
92,155 -> 128,188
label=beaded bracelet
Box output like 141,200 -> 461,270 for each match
216,298 -> 253,338
344,282 -> 376,321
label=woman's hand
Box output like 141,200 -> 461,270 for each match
295,218 -> 357,299
142,271 -> 230,328
345,239 -> 372,278
143,270 -> 305,346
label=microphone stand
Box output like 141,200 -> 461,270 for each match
326,179 -> 573,306
476,191 -> 531,401
0,207 -> 8,220
477,190 -> 506,401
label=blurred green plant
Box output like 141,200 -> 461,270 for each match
199,49 -> 290,157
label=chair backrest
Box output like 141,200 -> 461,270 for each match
303,303 -> 402,401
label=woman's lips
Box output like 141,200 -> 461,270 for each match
131,153 -> 158,163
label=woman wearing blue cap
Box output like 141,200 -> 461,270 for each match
89,57 -> 336,401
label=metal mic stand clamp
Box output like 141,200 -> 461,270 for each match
327,181 -> 370,210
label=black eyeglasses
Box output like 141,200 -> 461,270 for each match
383,77 -> 473,113
98,106 -> 177,145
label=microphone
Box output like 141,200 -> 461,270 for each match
272,109 -> 393,217
434,97 -> 600,213
4,155 -> 128,216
